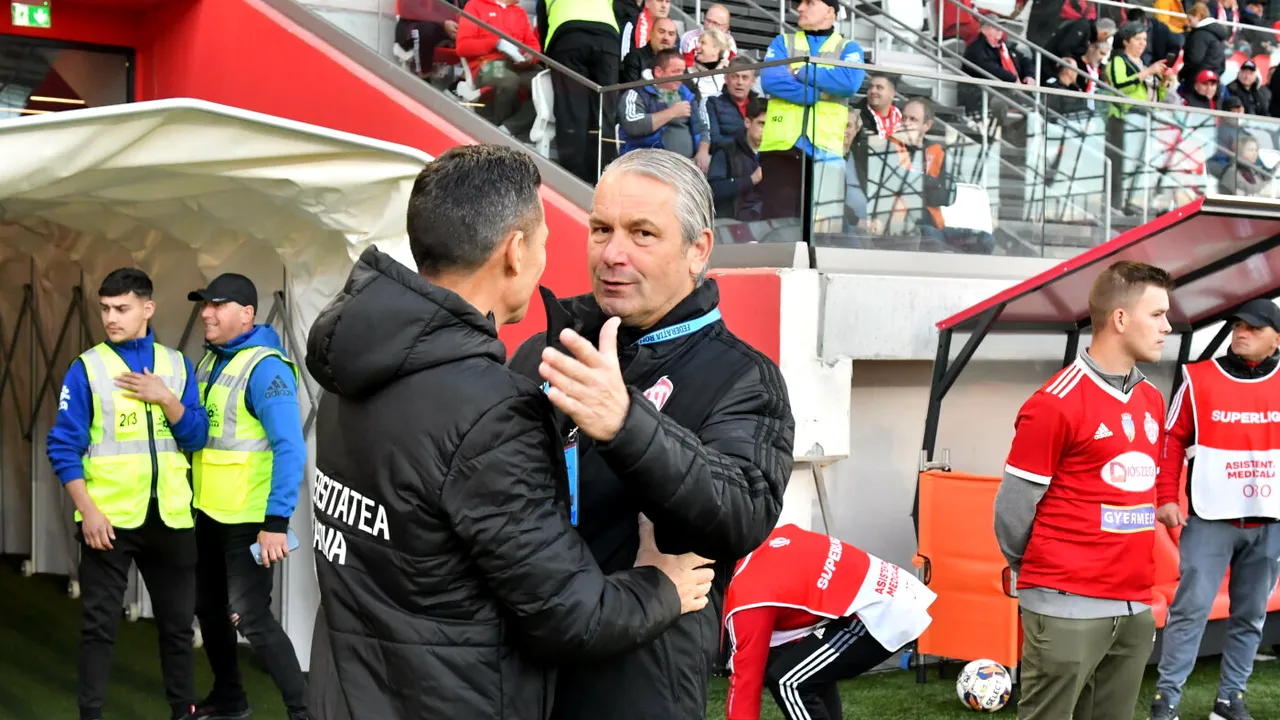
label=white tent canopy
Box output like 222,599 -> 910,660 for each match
0,98 -> 428,666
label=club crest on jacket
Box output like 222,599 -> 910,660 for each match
644,376 -> 674,411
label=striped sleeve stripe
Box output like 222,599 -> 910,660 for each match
1005,464 -> 1052,485
1045,365 -> 1083,398
1166,375 -> 1189,431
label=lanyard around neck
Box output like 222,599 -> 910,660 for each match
633,308 -> 721,345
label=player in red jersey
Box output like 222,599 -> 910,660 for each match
722,524 -> 936,720
994,260 -> 1175,720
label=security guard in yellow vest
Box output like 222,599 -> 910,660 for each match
47,268 -> 209,720
536,0 -> 621,182
758,0 -> 865,225
184,273 -> 309,720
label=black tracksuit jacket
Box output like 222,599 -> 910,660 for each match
508,280 -> 796,719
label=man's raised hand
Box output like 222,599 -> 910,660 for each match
539,316 -> 631,442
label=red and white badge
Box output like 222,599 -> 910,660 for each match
643,376 -> 674,411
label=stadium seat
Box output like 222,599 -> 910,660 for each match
529,69 -> 555,157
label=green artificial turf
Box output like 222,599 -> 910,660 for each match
0,557 -> 286,720
705,653 -> 1280,719
4,555 -> 1280,720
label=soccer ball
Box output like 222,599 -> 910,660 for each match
956,658 -> 1012,712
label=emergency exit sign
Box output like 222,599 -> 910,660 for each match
11,2 -> 51,28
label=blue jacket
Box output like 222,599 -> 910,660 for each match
760,30 -> 866,161
705,91 -> 760,154
47,328 -> 209,488
201,325 -> 305,532
617,83 -> 705,155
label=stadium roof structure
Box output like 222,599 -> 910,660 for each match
915,195 -> 1280,530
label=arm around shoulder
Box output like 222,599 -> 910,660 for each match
440,389 -> 682,661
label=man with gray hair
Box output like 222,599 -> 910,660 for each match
510,147 -> 796,719
305,144 -> 715,720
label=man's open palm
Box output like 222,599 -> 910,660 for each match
539,316 -> 630,442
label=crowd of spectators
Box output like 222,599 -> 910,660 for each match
390,0 -> 1280,247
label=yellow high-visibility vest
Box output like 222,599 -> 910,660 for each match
760,31 -> 851,155
80,342 -> 193,530
193,346 -> 297,524
544,0 -> 618,49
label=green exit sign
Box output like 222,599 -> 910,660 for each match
11,2 -> 51,28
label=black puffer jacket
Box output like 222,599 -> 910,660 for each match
509,281 -> 796,720
305,247 -> 681,720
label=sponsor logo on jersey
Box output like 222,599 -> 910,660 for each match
1100,503 -> 1156,533
1144,412 -> 1159,444
643,376 -> 674,411
768,537 -> 791,548
1121,412 -> 1135,442
1094,423 -> 1112,440
1101,451 -> 1158,492
1211,410 -> 1280,424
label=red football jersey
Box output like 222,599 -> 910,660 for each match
1005,356 -> 1166,602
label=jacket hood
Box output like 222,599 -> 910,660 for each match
306,246 -> 507,399
206,324 -> 286,359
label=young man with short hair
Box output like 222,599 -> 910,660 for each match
995,260 -> 1175,720
48,267 -> 209,720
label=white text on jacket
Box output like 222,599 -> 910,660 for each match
816,536 -> 842,589
313,469 -> 391,566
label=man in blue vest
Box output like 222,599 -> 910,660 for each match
757,0 -> 865,229
47,267 -> 210,720
185,273 -> 309,720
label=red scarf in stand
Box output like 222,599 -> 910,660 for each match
871,105 -> 903,138
998,41 -> 1018,79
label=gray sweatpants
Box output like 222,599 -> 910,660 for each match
1155,517 -> 1280,706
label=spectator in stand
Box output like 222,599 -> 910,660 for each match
961,20 -> 1036,116
964,20 -> 1035,87
1045,58 -> 1090,114
840,114 -> 876,239
622,0 -> 670,59
1079,40 -> 1109,109
707,96 -> 767,221
1184,68 -> 1221,108
1207,96 -> 1248,177
1221,134 -> 1273,194
850,74 -> 899,200
858,74 -> 902,139
1239,0 -> 1276,53
1105,22 -> 1175,209
621,16 -> 677,83
1180,3 -> 1230,93
1029,0 -> 1097,46
456,0 -> 541,139
1127,7 -> 1181,65
1154,0 -> 1190,35
1227,59 -> 1272,114
1208,0 -> 1242,44
1043,16 -> 1116,81
536,0 -> 620,183
706,56 -> 761,153
395,0 -> 461,79
757,0 -> 865,224
680,4 -> 739,58
892,98 -> 994,254
684,27 -> 732,100
618,49 -> 705,156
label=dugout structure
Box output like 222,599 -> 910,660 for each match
0,98 -> 427,665
909,194 -> 1280,685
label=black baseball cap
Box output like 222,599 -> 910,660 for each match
188,273 -> 258,310
1232,298 -> 1280,332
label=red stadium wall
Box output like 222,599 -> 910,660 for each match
2,0 -> 781,360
